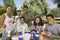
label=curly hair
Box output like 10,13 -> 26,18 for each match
33,16 -> 44,26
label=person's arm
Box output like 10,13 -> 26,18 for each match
30,25 -> 37,32
52,24 -> 60,38
28,18 -> 34,20
51,35 -> 60,38
57,24 -> 60,36
0,15 -> 6,28
0,25 -> 3,27
50,24 -> 60,38
25,24 -> 28,32
13,23 -> 17,32
28,12 -> 34,20
31,25 -> 35,29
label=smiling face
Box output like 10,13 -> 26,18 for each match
17,12 -> 21,16
35,18 -> 40,24
6,6 -> 12,14
47,16 -> 55,25
20,18 -> 25,24
17,10 -> 21,16
24,7 -> 28,13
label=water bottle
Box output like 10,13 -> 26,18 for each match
35,35 -> 39,40
30,35 -> 34,40
6,31 -> 12,40
30,31 -> 36,40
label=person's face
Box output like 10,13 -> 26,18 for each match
35,18 -> 40,24
24,7 -> 28,12
6,6 -> 12,14
47,16 -> 54,25
17,12 -> 21,16
20,18 -> 25,24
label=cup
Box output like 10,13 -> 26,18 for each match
19,32 -> 22,35
31,31 -> 36,37
18,37 -> 23,40
35,35 -> 39,40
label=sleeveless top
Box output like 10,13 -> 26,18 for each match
4,14 -> 13,33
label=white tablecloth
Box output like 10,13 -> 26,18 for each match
12,33 -> 31,40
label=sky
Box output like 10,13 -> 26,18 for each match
46,0 -> 57,9
0,0 -> 57,10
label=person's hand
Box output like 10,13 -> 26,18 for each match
28,27 -> 32,31
3,25 -> 6,28
6,37 -> 12,40
45,32 -> 53,38
15,32 -> 20,36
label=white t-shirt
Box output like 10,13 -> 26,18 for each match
15,16 -> 21,23
15,23 -> 28,34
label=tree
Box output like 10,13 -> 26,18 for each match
0,5 -> 5,15
52,0 -> 60,17
22,0 -> 50,16
50,8 -> 60,17
52,0 -> 60,8
3,0 -> 17,16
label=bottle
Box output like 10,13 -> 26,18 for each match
6,31 -> 12,40
30,35 -> 34,40
30,31 -> 35,40
6,37 -> 12,40
40,35 -> 44,40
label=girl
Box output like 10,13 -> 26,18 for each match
32,16 -> 44,34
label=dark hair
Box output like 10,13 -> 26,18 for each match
30,29 -> 37,33
6,5 -> 12,8
17,10 -> 21,12
46,14 -> 54,19
24,5 -> 28,9
20,16 -> 25,21
33,16 -> 44,26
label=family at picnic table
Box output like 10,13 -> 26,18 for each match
0,5 -> 60,40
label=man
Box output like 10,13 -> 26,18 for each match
2,5 -> 14,40
15,16 -> 28,35
22,5 -> 34,27
45,14 -> 60,40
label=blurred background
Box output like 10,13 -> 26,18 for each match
0,0 -> 60,40
0,0 -> 60,23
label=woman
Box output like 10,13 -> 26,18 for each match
2,5 -> 14,40
32,16 -> 44,34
